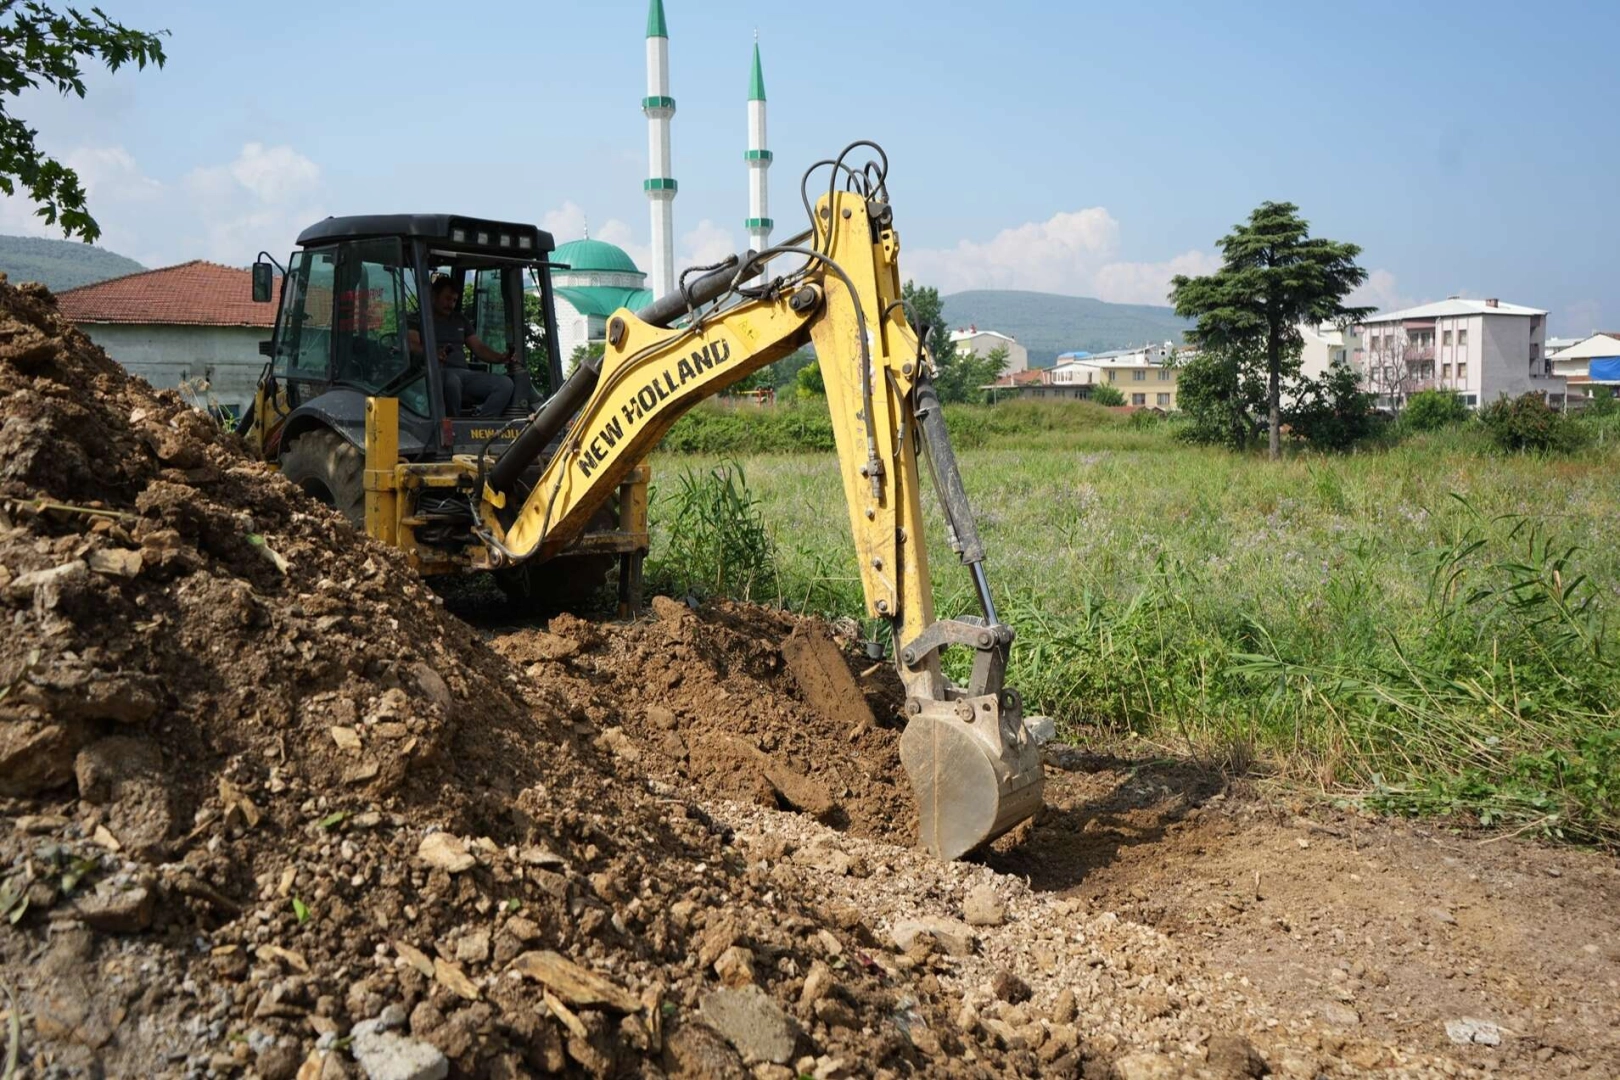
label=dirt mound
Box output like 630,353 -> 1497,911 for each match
490,598 -> 918,845
0,279 -> 1024,1077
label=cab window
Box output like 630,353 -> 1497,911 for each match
273,248 -> 337,381
331,239 -> 416,406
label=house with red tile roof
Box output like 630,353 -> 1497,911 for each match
57,260 -> 277,414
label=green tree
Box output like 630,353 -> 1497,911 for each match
1089,383 -> 1125,407
935,343 -> 1010,404
902,279 -> 956,370
1172,346 -> 1267,449
1171,202 -> 1370,460
1401,388 -> 1470,432
0,4 -> 167,241
1285,359 -> 1376,451
795,358 -> 824,398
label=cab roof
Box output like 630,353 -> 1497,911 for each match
295,214 -> 555,253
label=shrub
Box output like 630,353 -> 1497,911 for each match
1090,383 -> 1125,407
1478,392 -> 1586,453
1286,360 -> 1375,452
645,462 -> 777,602
1401,389 -> 1470,432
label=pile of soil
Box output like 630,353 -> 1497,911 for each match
488,599 -> 917,845
0,277 -> 1036,1078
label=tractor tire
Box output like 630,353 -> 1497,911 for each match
280,430 -> 365,527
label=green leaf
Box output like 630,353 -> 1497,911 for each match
318,811 -> 347,831
291,897 -> 311,924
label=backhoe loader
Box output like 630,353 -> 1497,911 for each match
241,142 -> 1044,859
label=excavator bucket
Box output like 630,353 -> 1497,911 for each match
899,698 -> 1046,860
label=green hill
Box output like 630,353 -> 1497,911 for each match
941,290 -> 1190,367
0,234 -> 144,293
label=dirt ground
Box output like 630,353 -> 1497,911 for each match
2,273 -> 1617,1079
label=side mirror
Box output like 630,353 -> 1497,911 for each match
251,261 -> 274,303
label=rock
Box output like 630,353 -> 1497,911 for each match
991,969 -> 1031,1004
799,960 -> 834,1007
1113,1052 -> 1179,1080
431,957 -> 480,1001
813,997 -> 857,1030
330,726 -> 362,752
508,950 -> 640,1011
1427,906 -> 1458,927
891,915 -> 975,958
715,945 -> 756,988
597,726 -> 642,763
6,559 -> 86,602
1024,714 -> 1057,745
0,719 -> 85,797
1444,1017 -> 1503,1046
256,1040 -> 306,1080
1318,1002 -> 1360,1027
416,833 -> 475,874
696,913 -> 742,968
1050,987 -> 1077,1025
662,1022 -> 748,1080
410,663 -> 452,709
962,884 -> 1006,927
794,843 -> 852,876
72,875 -> 156,932
504,916 -> 541,943
699,985 -> 799,1065
87,547 -> 143,578
349,1028 -> 449,1080
454,930 -> 490,964
1206,1033 -> 1267,1078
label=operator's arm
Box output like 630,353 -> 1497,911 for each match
465,331 -> 514,366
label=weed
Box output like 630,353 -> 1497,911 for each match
645,462 -> 778,603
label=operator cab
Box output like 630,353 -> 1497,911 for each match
250,214 -> 565,460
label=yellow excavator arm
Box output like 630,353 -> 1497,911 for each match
473,146 -> 1043,858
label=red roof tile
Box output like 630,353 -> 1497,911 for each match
57,260 -> 277,329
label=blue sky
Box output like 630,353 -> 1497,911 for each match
6,0 -> 1618,331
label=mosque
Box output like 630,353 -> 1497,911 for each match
550,0 -> 771,362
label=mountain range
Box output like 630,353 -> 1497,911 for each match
0,234 -> 145,293
941,289 -> 1190,367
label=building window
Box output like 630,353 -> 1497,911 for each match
1458,328 -> 1468,346
1156,393 -> 1170,406
1131,393 -> 1146,405
1442,363 -> 1451,380
1107,370 -> 1116,383
1457,363 -> 1466,382
1133,370 -> 1146,381
1158,368 -> 1170,381
1443,330 -> 1452,346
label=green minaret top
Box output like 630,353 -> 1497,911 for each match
748,41 -> 766,101
646,0 -> 668,39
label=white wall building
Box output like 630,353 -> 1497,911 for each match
57,260 -> 275,415
948,326 -> 1028,375
1298,322 -> 1361,381
1357,298 -> 1564,409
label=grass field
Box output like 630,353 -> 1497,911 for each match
647,402 -> 1620,843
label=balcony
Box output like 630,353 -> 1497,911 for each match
1404,345 -> 1434,362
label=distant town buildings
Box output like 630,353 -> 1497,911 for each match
1298,322 -> 1361,382
1356,297 -> 1565,409
1549,332 -> 1620,397
1049,342 -> 1183,408
949,326 -> 1028,375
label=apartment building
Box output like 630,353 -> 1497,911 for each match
1051,342 -> 1181,408
1358,298 -> 1565,409
948,326 -> 1029,375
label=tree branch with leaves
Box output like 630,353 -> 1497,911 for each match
0,2 -> 167,242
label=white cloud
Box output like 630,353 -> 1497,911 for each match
0,141 -> 326,267
1348,268 -> 1413,313
903,208 -> 1216,306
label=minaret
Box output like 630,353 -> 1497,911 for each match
643,0 -> 676,299
745,37 -> 772,271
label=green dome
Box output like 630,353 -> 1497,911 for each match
553,238 -> 642,276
